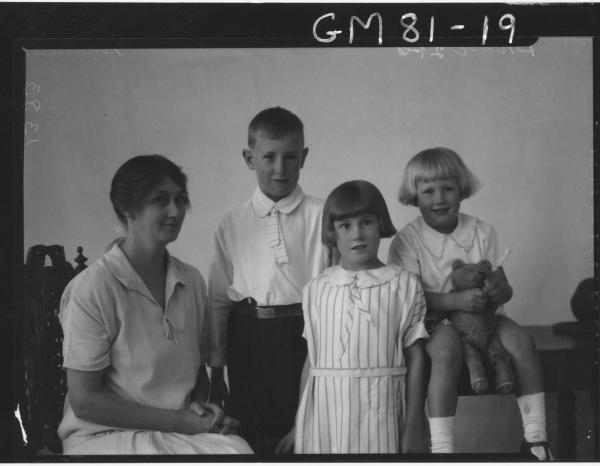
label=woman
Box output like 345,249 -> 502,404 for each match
58,155 -> 252,455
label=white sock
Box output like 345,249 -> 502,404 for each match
517,392 -> 548,442
517,392 -> 550,460
428,416 -> 455,453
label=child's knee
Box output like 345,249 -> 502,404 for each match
512,331 -> 538,358
427,330 -> 462,371
432,348 -> 462,371
502,325 -> 538,358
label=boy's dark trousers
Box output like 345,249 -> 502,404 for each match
226,298 -> 306,456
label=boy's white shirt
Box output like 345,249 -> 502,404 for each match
208,185 -> 328,367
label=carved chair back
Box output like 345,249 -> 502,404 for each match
20,245 -> 87,454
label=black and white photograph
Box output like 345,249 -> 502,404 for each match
3,2 -> 598,462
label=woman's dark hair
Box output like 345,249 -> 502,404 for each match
110,154 -> 189,224
322,180 -> 396,249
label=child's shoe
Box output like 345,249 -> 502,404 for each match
520,440 -> 553,461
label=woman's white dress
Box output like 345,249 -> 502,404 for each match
58,244 -> 252,454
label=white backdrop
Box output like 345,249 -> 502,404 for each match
24,38 -> 593,326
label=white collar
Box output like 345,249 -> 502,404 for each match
252,185 -> 305,218
321,264 -> 403,288
103,244 -> 187,299
409,213 -> 479,259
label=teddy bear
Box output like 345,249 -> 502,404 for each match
449,259 -> 516,395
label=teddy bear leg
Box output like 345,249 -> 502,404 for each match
486,334 -> 516,394
461,339 -> 488,395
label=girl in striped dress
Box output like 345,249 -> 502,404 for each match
290,180 -> 429,454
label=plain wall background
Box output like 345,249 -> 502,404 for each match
24,39 -> 593,327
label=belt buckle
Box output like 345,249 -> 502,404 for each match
257,307 -> 276,319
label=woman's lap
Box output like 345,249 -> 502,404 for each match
64,430 -> 253,455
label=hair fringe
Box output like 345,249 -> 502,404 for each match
322,180 -> 396,249
398,147 -> 481,206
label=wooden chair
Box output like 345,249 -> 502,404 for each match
19,245 -> 87,454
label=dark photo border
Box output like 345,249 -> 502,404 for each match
2,2 -> 599,462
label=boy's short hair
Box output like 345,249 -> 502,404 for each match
248,107 -> 305,148
110,154 -> 190,224
398,147 -> 481,206
322,180 -> 396,249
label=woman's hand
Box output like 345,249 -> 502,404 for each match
66,368 -> 234,436
454,288 -> 488,312
174,407 -> 217,435
188,402 -> 240,435
274,427 -> 295,454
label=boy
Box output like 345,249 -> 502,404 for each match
208,107 -> 328,455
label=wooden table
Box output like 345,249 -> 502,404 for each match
526,325 -> 598,460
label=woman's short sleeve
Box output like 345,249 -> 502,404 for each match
61,274 -> 112,372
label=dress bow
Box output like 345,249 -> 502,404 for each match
339,275 -> 374,361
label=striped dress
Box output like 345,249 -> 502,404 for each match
294,265 -> 428,454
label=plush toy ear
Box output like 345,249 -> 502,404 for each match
452,259 -> 465,270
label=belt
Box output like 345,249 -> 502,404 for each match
232,297 -> 303,320
309,366 -> 406,378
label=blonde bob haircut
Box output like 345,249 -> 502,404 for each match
322,180 -> 396,249
398,147 -> 481,206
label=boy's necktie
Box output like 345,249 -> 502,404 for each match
267,206 -> 290,265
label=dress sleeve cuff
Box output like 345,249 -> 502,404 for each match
403,321 -> 429,348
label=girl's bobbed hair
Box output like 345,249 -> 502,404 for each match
398,147 -> 481,206
110,154 -> 190,224
322,180 -> 396,249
